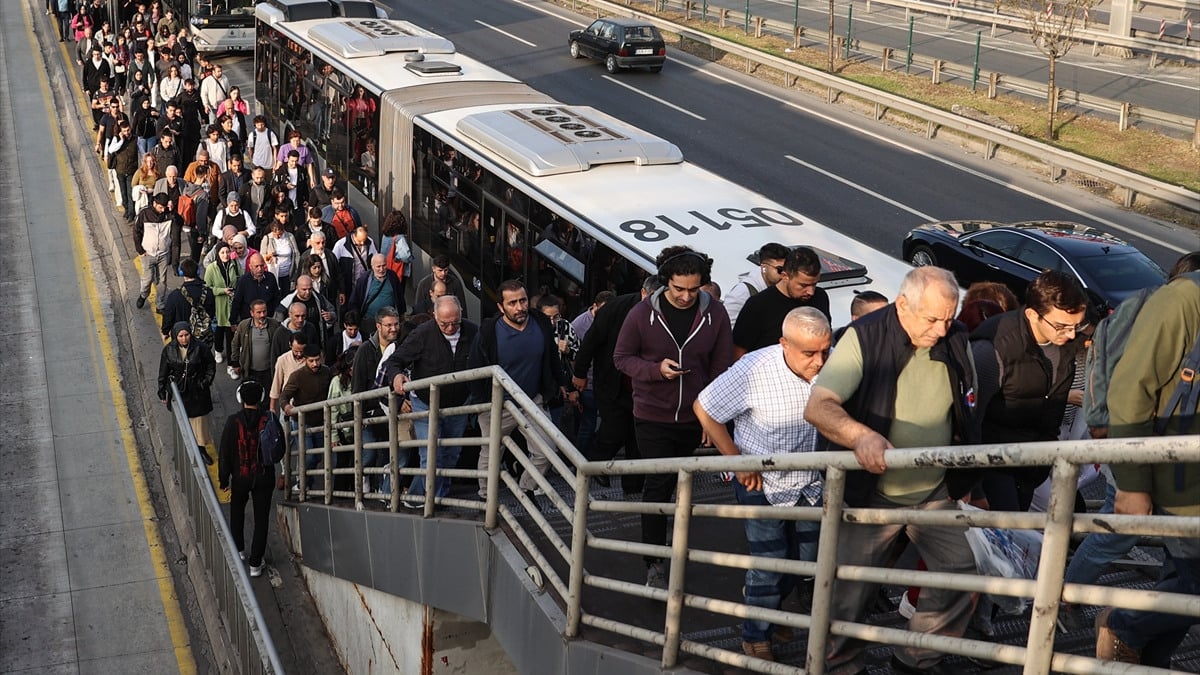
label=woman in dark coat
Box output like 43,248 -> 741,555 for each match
158,321 -> 217,465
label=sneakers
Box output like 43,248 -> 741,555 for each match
250,563 -> 264,578
1095,607 -> 1140,663
214,351 -> 224,364
898,592 -> 917,619
645,561 -> 667,589
136,295 -> 146,309
227,365 -> 239,380
741,640 -> 773,662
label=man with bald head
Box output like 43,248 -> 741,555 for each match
276,274 -> 336,347
386,295 -> 480,502
805,266 -> 980,675
230,252 -> 280,325
347,252 -> 403,338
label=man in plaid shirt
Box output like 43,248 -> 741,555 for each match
694,306 -> 832,663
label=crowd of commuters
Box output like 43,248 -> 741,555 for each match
60,8 -> 1196,667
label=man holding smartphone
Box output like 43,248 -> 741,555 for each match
613,246 -> 734,590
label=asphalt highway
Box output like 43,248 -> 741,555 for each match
387,0 -> 1197,273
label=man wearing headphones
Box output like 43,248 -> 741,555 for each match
218,380 -> 276,577
613,246 -> 734,589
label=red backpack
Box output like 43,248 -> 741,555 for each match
235,414 -> 265,478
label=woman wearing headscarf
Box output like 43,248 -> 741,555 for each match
205,241 -> 243,370
157,321 -> 217,465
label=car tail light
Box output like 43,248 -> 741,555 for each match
658,48 -> 666,55
618,47 -> 628,57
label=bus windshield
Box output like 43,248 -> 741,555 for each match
194,0 -> 256,17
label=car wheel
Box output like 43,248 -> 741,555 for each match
605,54 -> 619,74
570,41 -> 582,59
649,64 -> 663,73
908,244 -> 937,267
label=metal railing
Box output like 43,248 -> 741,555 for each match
169,383 -> 285,675
284,368 -> 1199,675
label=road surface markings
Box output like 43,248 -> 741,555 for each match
602,75 -> 706,120
787,155 -> 939,220
474,19 -> 538,47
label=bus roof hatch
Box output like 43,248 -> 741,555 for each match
456,106 -> 683,177
306,20 -> 455,59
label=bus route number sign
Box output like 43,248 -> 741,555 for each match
619,207 -> 803,242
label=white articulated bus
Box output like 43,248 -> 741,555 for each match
254,5 -> 910,322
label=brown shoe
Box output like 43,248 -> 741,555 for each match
1095,607 -> 1140,663
742,640 -> 773,662
770,624 -> 794,643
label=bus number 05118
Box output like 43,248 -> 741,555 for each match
619,207 -> 805,242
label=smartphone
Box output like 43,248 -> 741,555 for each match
668,364 -> 688,373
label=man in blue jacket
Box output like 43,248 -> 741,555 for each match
613,246 -> 734,589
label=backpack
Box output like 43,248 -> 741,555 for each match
384,234 -> 408,280
1084,273 -> 1200,432
184,287 -> 214,343
258,410 -> 286,465
234,412 -> 285,478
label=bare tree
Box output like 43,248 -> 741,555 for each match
1006,0 -> 1097,139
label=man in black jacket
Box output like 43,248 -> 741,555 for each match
352,306 -> 402,491
970,269 -> 1088,512
467,280 -> 565,500
804,266 -> 979,675
386,296 -> 480,502
230,253 -> 280,325
160,258 -> 216,341
571,276 -> 661,494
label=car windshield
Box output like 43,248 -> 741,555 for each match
624,26 -> 659,41
1074,251 -> 1165,292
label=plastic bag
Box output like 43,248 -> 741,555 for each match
962,505 -> 1044,615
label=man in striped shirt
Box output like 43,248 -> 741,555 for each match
694,306 -> 832,663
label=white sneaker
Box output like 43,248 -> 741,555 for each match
250,564 -> 264,578
898,593 -> 917,619
214,351 -> 224,364
227,365 -> 239,380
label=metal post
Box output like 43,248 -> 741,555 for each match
352,401 -> 362,506
323,405 -> 334,505
905,16 -> 914,73
297,410 -> 308,501
484,377 -> 505,530
661,470 -> 693,669
703,0 -> 708,21
423,385 -> 441,517
388,392 -> 399,512
972,31 -> 981,91
845,4 -> 853,59
1024,458 -> 1080,674
805,466 -> 846,675
744,0 -> 750,33
565,467 -> 592,637
794,0 -> 800,35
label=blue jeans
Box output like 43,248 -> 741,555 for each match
734,481 -> 821,643
407,395 -> 468,498
575,389 -> 598,458
1109,534 -> 1198,667
1064,482 -> 1137,586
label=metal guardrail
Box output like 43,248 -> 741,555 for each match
169,383 -> 285,675
284,368 -> 1200,675
707,0 -> 1200,137
577,0 -> 1200,209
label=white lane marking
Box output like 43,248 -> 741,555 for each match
787,155 -> 939,220
601,75 -> 707,120
474,19 -> 538,47
670,59 -> 1188,253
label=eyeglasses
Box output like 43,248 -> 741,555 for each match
1038,314 -> 1089,337
763,264 -> 785,275
437,320 -> 461,328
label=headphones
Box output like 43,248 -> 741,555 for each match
656,250 -> 712,284
236,381 -> 264,405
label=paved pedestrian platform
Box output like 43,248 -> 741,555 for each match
0,2 -> 198,673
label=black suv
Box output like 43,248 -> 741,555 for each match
569,17 -> 666,73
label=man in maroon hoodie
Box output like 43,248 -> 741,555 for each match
613,246 -> 734,589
